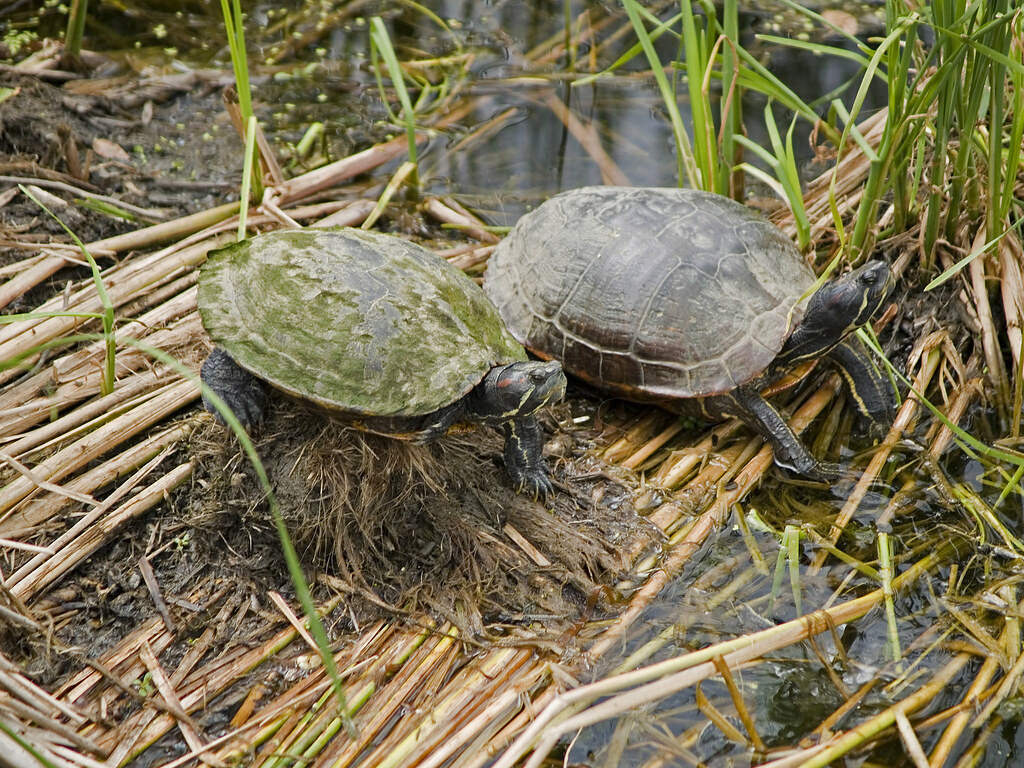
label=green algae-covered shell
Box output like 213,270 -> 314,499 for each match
198,227 -> 527,417
485,186 -> 814,399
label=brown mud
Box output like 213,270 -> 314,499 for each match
0,71 -> 237,308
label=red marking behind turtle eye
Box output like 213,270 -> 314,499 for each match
827,286 -> 853,309
495,377 -> 513,388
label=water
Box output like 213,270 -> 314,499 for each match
352,1 -> 888,222
3,0 -> 885,217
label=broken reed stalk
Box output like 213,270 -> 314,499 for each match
222,622 -> 418,766
423,197 -> 500,244
93,593 -> 347,763
928,598 -> 1019,763
0,380 -> 198,533
969,235 -> 1011,422
6,437 -> 192,599
272,135 -> 424,205
0,651 -> 100,767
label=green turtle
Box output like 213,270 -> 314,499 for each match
198,227 -> 566,498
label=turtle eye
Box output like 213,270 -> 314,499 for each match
862,270 -> 878,286
529,370 -> 548,383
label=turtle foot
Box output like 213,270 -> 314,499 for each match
411,421 -> 450,445
803,460 -> 843,483
772,452 -> 843,483
201,347 -> 268,430
511,468 -> 554,502
503,416 -> 555,500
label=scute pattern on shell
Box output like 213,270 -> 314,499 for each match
485,186 -> 815,398
199,227 -> 526,416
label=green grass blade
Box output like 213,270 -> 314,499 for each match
218,0 -> 262,201
755,35 -> 874,68
679,0 -> 717,191
878,532 -> 903,664
64,0 -> 88,58
238,115 -> 257,242
786,525 -> 802,617
21,184 -> 116,396
0,718 -> 60,768
369,17 -> 421,191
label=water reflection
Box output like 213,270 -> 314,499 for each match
10,0 -> 886,221
379,1 -> 890,222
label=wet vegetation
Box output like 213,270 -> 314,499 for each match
1,1 -> 1024,767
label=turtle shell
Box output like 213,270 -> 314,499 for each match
199,227 -> 526,417
484,186 -> 815,399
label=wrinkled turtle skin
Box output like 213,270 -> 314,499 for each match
198,227 -> 566,499
485,186 -> 895,480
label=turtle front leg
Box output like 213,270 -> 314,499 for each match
201,347 -> 268,429
410,402 -> 464,445
723,388 -> 841,481
503,415 -> 554,500
828,338 -> 896,427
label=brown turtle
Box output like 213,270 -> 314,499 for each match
485,186 -> 894,479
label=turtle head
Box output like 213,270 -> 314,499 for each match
471,360 -> 567,424
780,261 -> 893,365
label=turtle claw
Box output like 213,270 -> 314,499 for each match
235,389 -> 269,430
769,446 -> 842,483
208,386 -> 268,431
804,461 -> 844,483
774,460 -> 839,483
511,469 -> 554,502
